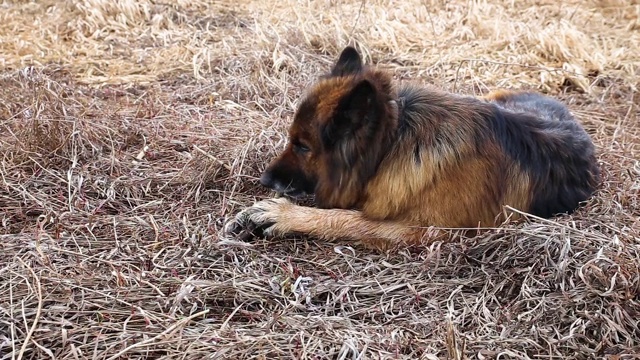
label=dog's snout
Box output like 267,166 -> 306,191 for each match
259,171 -> 275,189
259,170 -> 292,194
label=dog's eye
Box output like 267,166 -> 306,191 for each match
293,143 -> 310,154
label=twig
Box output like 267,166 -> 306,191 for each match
17,258 -> 43,360
192,144 -> 233,171
104,310 -> 210,360
348,0 -> 367,38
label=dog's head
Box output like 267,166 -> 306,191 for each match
259,46 -> 397,208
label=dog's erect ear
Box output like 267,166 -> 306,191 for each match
322,79 -> 377,147
330,46 -> 363,77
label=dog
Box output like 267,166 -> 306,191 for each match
225,46 -> 600,250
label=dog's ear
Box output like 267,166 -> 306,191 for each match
322,79 -> 377,147
330,46 -> 363,77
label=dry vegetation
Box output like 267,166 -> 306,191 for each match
1,0 -> 639,358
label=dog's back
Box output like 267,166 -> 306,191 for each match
483,89 -> 600,218
363,86 -> 600,226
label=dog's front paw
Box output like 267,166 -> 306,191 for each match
224,198 -> 292,241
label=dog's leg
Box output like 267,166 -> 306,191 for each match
225,198 -> 443,249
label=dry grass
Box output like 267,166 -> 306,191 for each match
1,0 -> 639,359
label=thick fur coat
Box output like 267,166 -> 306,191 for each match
226,46 -> 600,250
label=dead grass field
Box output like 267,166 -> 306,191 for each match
1,0 -> 639,359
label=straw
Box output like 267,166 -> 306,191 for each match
1,0 -> 638,358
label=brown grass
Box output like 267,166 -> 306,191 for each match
1,0 -> 639,359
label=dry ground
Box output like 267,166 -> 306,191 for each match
1,0 -> 639,359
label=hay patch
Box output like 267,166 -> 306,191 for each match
1,0 -> 639,358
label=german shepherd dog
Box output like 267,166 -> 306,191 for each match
225,46 -> 600,250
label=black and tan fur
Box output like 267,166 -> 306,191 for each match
226,46 -> 600,250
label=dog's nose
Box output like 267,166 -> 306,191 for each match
259,172 -> 274,189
